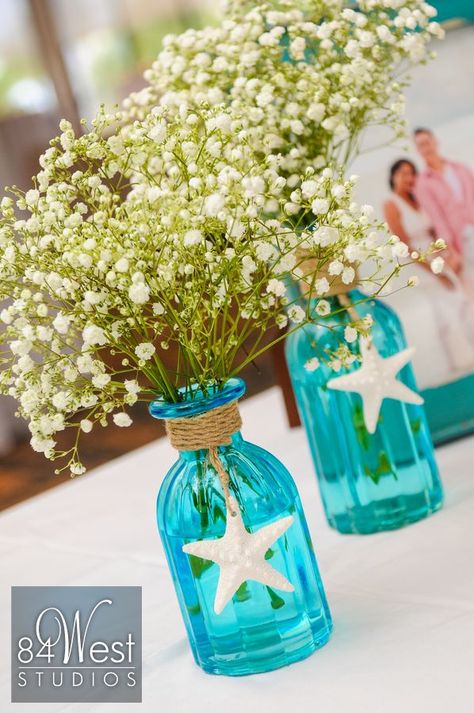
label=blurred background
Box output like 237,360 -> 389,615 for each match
0,0 -> 217,190
0,0 -> 472,510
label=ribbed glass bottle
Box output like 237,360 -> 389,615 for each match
150,378 -> 332,676
285,290 -> 443,534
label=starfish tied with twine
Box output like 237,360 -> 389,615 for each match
165,399 -> 295,615
327,337 -> 423,434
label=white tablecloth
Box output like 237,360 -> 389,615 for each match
1,387 -> 473,713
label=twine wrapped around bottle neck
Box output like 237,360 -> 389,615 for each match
165,400 -> 242,451
337,291 -> 361,323
165,400 -> 242,515
296,249 -> 360,320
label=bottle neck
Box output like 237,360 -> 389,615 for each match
178,430 -> 243,462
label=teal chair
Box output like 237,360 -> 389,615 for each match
431,1 -> 474,23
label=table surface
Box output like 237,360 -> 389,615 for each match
1,387 -> 473,713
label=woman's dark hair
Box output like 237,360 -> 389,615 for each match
413,127 -> 433,137
389,159 -> 417,190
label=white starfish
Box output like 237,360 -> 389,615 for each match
182,497 -> 294,614
327,338 -> 423,434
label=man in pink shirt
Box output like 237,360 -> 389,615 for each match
414,128 -> 474,257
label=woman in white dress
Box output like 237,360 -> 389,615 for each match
384,159 -> 474,376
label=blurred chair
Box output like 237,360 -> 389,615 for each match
271,340 -> 301,428
0,112 -> 59,190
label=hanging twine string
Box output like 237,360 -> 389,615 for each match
165,401 -> 242,515
337,291 -> 361,323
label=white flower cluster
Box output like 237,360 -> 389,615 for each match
124,0 -> 442,174
0,0 -> 443,474
0,103 -> 403,473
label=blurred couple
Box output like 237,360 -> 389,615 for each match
384,128 -> 474,373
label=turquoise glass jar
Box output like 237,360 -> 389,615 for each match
150,378 -> 332,676
285,290 -> 443,535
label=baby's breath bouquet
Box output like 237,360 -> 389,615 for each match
125,0 -> 443,174
0,101 -> 403,474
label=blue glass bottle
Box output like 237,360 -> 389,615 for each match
285,290 -> 443,535
150,378 -> 332,676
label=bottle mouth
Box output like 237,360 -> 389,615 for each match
149,377 -> 246,420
